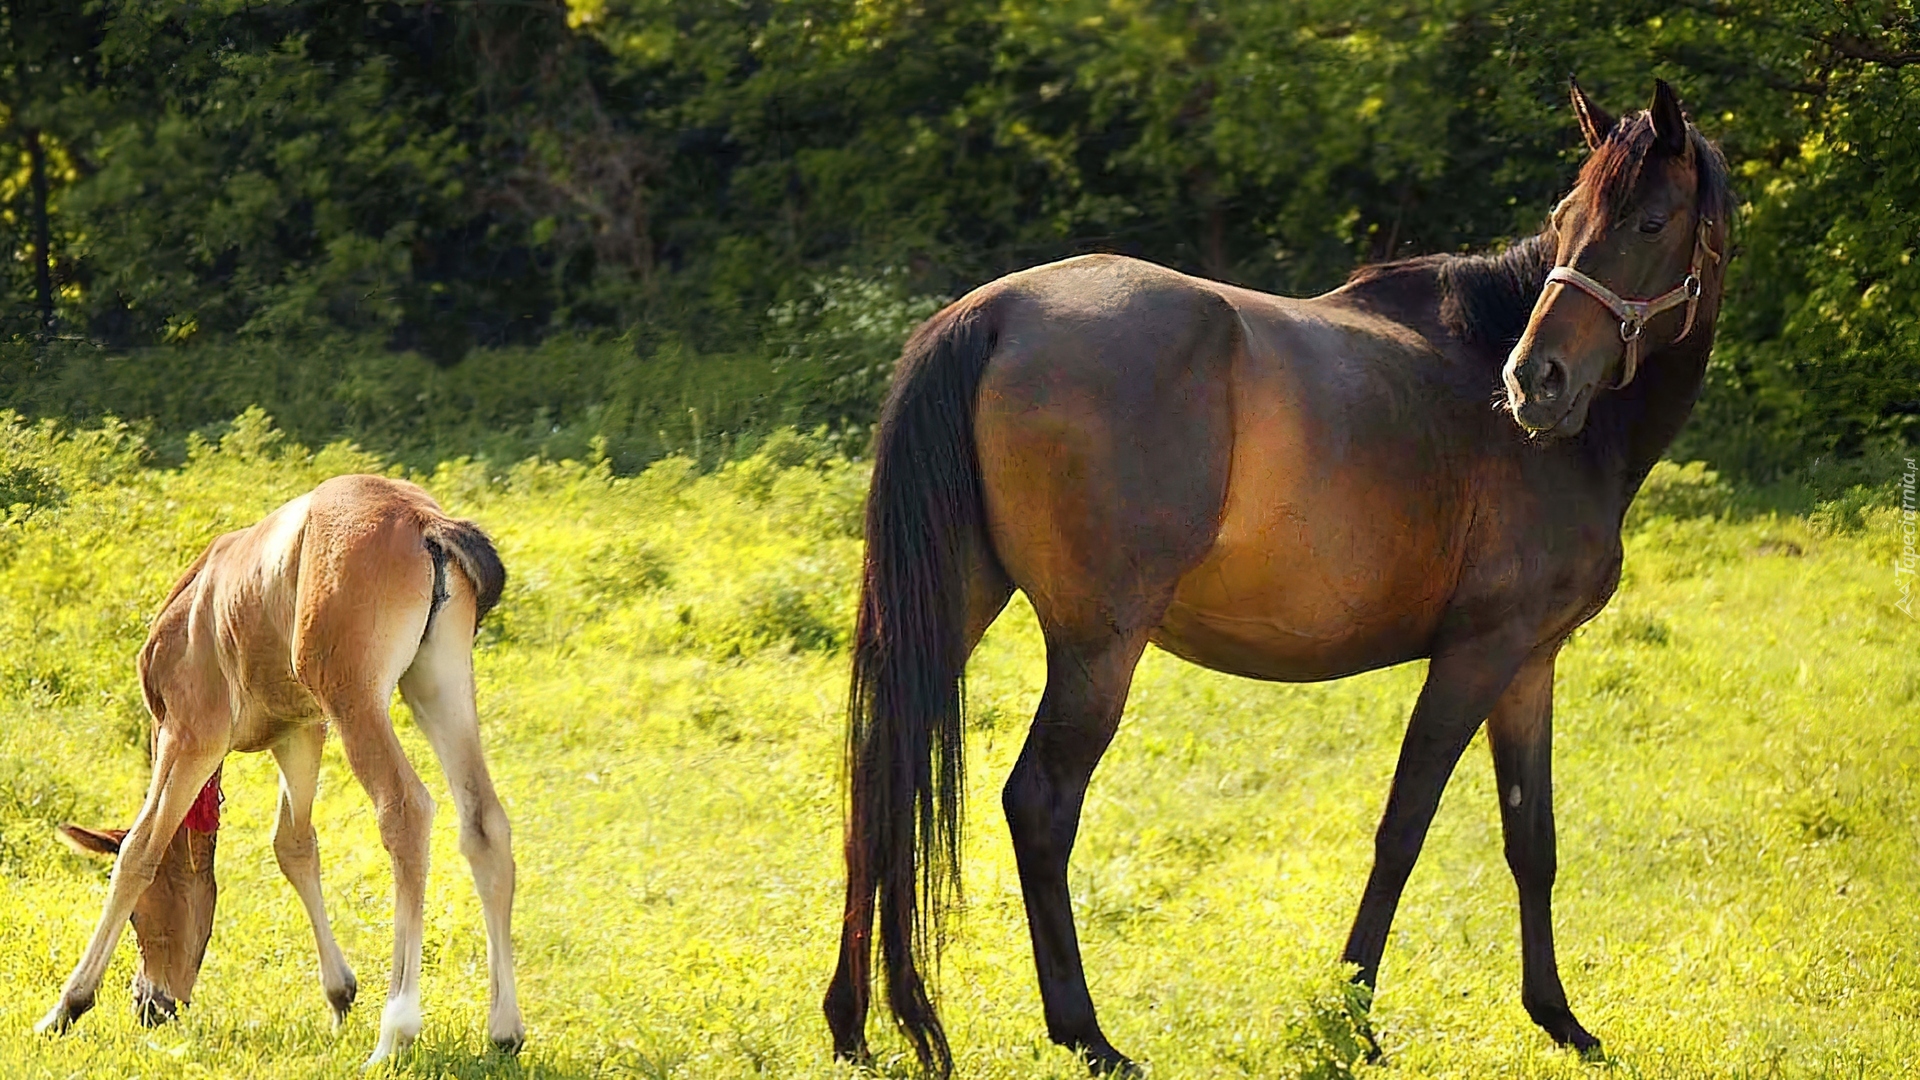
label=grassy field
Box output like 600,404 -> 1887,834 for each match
0,411 -> 1913,1079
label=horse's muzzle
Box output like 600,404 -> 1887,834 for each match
1504,353 -> 1587,436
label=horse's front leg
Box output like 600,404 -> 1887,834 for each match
1005,629 -> 1149,1076
38,727 -> 224,1034
1341,643 -> 1529,1053
271,723 -> 359,1024
1486,650 -> 1599,1054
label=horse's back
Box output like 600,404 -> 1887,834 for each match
965,254 -> 1475,678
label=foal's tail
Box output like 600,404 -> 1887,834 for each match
829,299 -> 998,1075
421,516 -> 507,628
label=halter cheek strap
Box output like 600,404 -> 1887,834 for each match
1543,217 -> 1722,389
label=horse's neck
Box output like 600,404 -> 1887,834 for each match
1585,332 -> 1715,504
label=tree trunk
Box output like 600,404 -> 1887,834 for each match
25,126 -> 54,336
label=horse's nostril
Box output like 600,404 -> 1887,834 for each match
1538,359 -> 1568,403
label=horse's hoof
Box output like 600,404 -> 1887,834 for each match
1082,1043 -> 1139,1077
1533,1004 -> 1601,1059
831,1043 -> 874,1069
34,992 -> 92,1035
1356,1016 -> 1384,1063
1566,1027 -> 1605,1063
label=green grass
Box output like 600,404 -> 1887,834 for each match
0,412 -> 1914,1078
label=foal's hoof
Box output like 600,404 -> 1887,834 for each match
34,992 -> 93,1035
491,1031 -> 527,1056
327,973 -> 359,1023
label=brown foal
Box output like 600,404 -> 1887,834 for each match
38,474 -> 524,1065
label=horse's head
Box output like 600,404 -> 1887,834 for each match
58,813 -> 218,1025
1504,79 -> 1727,437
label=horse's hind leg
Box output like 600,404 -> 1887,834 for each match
1485,651 -> 1597,1053
824,551 -> 1012,1063
270,722 -> 358,1023
329,693 -> 436,1066
1004,626 -> 1150,1074
399,585 -> 525,1053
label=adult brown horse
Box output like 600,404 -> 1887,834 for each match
825,79 -> 1730,1074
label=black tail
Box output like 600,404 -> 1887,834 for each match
832,299 -> 997,1075
421,517 -> 507,628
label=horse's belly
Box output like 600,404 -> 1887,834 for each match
1149,303 -> 1468,681
1155,530 -> 1445,681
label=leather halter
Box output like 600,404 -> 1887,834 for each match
1543,216 -> 1722,389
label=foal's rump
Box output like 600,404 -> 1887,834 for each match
289,475 -> 502,707
135,475 -> 503,741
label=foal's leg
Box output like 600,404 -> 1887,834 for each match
270,722 -> 359,1022
37,724 -> 225,1033
330,695 -> 436,1066
1486,651 -> 1598,1053
399,590 -> 525,1053
1340,646 -> 1528,1050
1004,628 -> 1149,1075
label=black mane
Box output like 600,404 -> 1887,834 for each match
1343,233 -> 1554,351
1435,233 -> 1555,349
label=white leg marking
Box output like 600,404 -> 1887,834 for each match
365,987 -> 424,1067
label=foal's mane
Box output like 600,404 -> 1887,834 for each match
1346,110 -> 1731,352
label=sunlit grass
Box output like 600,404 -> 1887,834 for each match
0,413 -> 1912,1078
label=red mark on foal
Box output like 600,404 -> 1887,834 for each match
181,770 -> 223,833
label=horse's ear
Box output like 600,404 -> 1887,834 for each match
1649,79 -> 1688,155
58,824 -> 127,857
1569,76 -> 1615,151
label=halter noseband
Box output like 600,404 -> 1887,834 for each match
1543,216 -> 1722,389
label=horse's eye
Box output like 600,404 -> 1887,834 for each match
1638,216 -> 1667,235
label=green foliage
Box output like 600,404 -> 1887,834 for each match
0,305 -> 929,472
0,413 -> 1916,1075
765,268 -> 950,435
3,1 -> 1916,476
462,434 -> 863,660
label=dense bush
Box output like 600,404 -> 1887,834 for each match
2,1 -> 1914,478
0,262 -> 943,470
